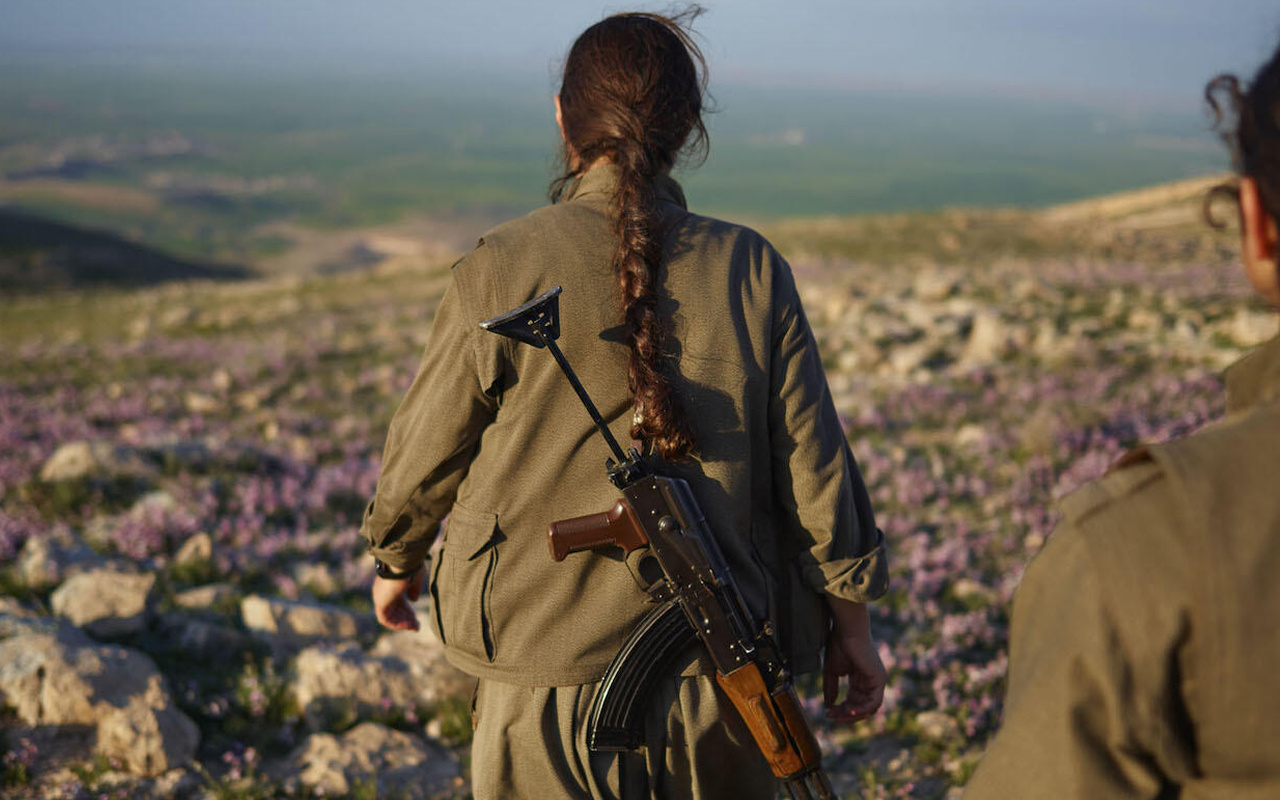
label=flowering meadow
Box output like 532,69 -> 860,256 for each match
0,196 -> 1270,798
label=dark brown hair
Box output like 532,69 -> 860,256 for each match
552,8 -> 709,461
1205,40 -> 1280,229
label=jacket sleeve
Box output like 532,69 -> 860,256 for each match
963,472 -> 1189,800
767,251 -> 887,603
359,247 -> 502,572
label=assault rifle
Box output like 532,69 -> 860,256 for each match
480,286 -> 837,800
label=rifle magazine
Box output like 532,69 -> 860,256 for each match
587,599 -> 698,751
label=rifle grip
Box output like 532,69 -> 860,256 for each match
547,500 -> 648,562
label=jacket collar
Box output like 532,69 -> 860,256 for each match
561,163 -> 688,210
1225,331 -> 1280,414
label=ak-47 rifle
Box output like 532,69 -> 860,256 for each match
480,286 -> 837,800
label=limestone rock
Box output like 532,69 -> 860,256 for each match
292,561 -> 340,597
51,570 -> 156,638
97,695 -> 200,776
1230,308 -> 1277,348
0,629 -> 198,776
292,643 -> 422,725
154,612 -> 251,661
913,267 -> 959,301
17,528 -> 106,589
950,578 -> 993,604
1029,319 -> 1061,360
959,311 -> 1011,365
952,424 -> 987,450
172,582 -> 241,611
152,766 -> 201,799
0,597 -> 58,639
39,441 -> 157,483
372,626 -> 475,704
241,594 -> 370,654
173,532 -> 213,567
183,392 -> 220,415
131,490 -> 180,515
916,710 -> 961,741
887,340 -> 941,376
286,722 -> 459,799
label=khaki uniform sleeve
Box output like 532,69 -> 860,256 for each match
359,248 -> 502,572
767,251 -> 887,603
964,465 -> 1190,800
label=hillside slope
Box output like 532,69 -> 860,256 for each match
0,207 -> 252,291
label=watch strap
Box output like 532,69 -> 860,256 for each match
373,558 -> 418,580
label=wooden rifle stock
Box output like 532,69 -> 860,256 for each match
716,664 -> 823,781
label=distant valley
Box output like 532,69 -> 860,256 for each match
0,54 -> 1228,284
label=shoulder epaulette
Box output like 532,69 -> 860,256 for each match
1058,449 -> 1164,527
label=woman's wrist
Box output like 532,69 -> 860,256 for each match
825,595 -> 872,640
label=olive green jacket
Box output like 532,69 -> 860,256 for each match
964,333 -> 1280,799
360,165 -> 888,685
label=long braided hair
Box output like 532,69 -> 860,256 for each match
551,8 -> 709,461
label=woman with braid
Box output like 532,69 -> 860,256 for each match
358,9 -> 888,799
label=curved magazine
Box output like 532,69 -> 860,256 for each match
587,599 -> 698,751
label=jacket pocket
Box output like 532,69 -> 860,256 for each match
434,502 -> 503,663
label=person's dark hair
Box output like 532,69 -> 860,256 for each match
551,7 -> 709,461
1205,40 -> 1280,229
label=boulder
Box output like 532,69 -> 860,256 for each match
0,628 -> 198,775
916,710 -> 961,741
959,310 -> 1011,365
292,562 -> 340,597
290,631 -> 472,729
183,392 -> 220,415
0,597 -> 58,639
38,441 -> 157,483
952,424 -> 987,451
1230,308 -> 1277,348
51,570 -> 156,638
913,267 -> 959,301
173,532 -> 213,567
950,578 -> 994,604
285,722 -> 459,799
17,528 -> 108,589
153,612 -> 252,661
887,340 -> 941,376
292,643 -> 421,726
241,595 -> 370,654
152,766 -> 201,799
372,626 -> 475,704
172,583 -> 241,611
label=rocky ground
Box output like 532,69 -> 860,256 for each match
1,181 -> 1273,799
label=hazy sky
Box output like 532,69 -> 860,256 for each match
4,1 -> 1280,100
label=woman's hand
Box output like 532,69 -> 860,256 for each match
822,597 -> 887,723
372,564 -> 426,631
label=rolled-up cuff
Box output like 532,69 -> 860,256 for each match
360,508 -> 439,573
366,536 -> 433,574
803,528 -> 889,603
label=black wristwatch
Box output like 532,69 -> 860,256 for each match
373,558 -> 418,580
